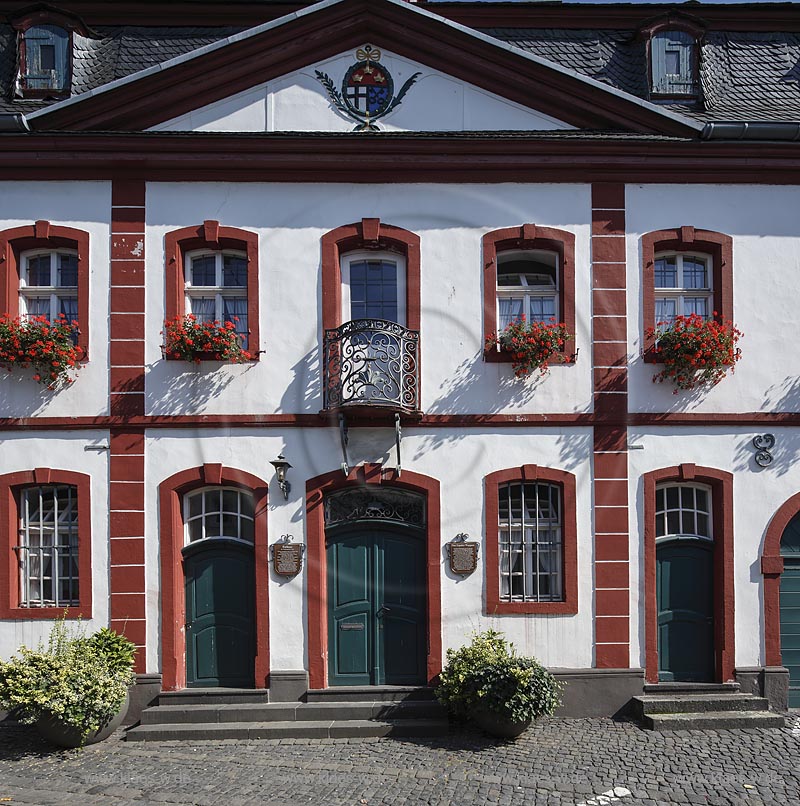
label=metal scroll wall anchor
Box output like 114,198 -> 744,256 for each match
753,433 -> 775,468
395,413 -> 402,477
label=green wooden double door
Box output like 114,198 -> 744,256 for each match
327,527 -> 427,686
657,538 -> 715,682
184,542 -> 255,688
780,559 -> 800,707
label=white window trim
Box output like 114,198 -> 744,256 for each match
654,251 -> 713,321
496,248 -> 559,328
19,248 -> 78,321
655,482 -> 714,543
183,485 -> 255,547
340,250 -> 407,327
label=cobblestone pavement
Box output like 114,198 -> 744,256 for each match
1,713 -> 799,806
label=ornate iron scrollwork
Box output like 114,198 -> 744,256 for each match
753,433 -> 775,468
323,319 -> 420,413
324,488 -> 426,529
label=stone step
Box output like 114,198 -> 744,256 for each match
631,693 -> 770,717
642,710 -> 785,731
305,686 -> 435,703
139,700 -> 446,725
642,681 -> 740,694
155,689 -> 270,706
126,718 -> 450,742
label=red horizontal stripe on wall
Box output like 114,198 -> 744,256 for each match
112,180 -> 145,207
111,367 -> 145,394
594,392 -> 628,417
109,511 -> 145,535
110,394 -> 145,417
593,452 -> 628,479
591,210 -> 626,236
110,454 -> 145,482
110,481 -> 145,511
594,616 -> 630,644
110,314 -> 145,341
110,430 -> 145,454
109,261 -> 145,286
595,507 -> 629,534
110,538 -> 145,565
592,316 -> 627,342
591,183 -> 625,209
593,263 -> 627,289
593,341 -> 628,367
591,236 -> 626,264
595,534 -> 630,561
595,643 -> 630,669
594,480 -> 628,508
110,287 -> 145,313
110,340 -> 145,367
595,589 -> 630,616
594,367 -> 628,392
111,207 -> 145,231
111,235 -> 146,262
110,565 -> 145,594
110,619 -> 146,647
596,561 -> 629,589
594,426 -> 628,453
110,592 -> 146,620
592,289 -> 627,317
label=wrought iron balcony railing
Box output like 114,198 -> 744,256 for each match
323,319 -> 420,414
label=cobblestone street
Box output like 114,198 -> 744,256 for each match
1,713 -> 799,806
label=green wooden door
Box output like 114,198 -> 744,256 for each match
184,542 -> 255,688
656,539 -> 715,682
327,528 -> 426,686
780,560 -> 800,708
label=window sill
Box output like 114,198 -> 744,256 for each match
163,351 -> 260,363
0,605 -> 91,620
483,347 -> 575,365
485,600 -> 577,615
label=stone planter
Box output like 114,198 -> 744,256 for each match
472,706 -> 532,739
36,692 -> 129,748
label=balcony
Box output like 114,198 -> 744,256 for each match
323,319 -> 420,417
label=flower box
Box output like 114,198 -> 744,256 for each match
485,318 -> 571,379
162,315 -> 253,364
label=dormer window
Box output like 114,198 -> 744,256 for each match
19,24 -> 70,95
650,29 -> 699,98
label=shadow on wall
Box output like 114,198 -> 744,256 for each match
0,370 -> 78,417
144,360 -> 241,413
733,428 -> 800,478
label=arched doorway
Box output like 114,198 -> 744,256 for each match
326,489 -> 427,686
306,464 -> 442,690
779,513 -> 800,707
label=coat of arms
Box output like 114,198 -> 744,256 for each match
315,46 -> 421,132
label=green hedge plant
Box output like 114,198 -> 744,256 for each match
0,618 -> 136,745
436,629 -> 563,724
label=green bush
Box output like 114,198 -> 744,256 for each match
436,629 -> 563,723
0,618 -> 136,744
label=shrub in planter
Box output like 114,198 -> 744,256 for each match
646,313 -> 742,393
0,619 -> 136,748
436,630 -> 563,738
485,318 -> 571,379
0,313 -> 82,388
162,315 -> 252,364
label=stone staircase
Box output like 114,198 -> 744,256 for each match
125,686 -> 450,742
630,683 -> 785,731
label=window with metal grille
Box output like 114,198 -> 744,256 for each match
496,250 -> 559,329
19,249 -> 79,329
184,487 -> 255,545
20,25 -> 70,92
185,250 -> 248,344
498,481 -> 563,602
655,483 -> 712,540
654,253 -> 712,324
17,485 -> 79,607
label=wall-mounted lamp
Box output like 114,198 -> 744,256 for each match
270,453 -> 292,500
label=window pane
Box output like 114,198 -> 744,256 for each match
205,513 -> 221,538
696,513 -> 709,537
187,519 -> 202,543
655,298 -> 676,325
349,259 -> 398,322
654,257 -> 677,288
241,494 -> 254,520
25,297 -> 52,320
222,255 -> 247,287
696,489 -> 708,513
665,50 -> 680,75
666,486 -> 679,509
680,487 -> 694,509
497,272 -> 524,288
498,298 -> 524,329
26,255 -> 52,286
682,257 -> 708,290
684,298 -> 709,319
188,492 -> 202,518
190,255 -> 217,286
222,515 -> 239,538
222,489 -> 239,514
59,297 -> 78,321
240,518 -> 254,543
58,254 -> 78,288
529,296 -> 556,323
667,511 -> 680,534
223,297 -> 248,339
189,297 -> 215,323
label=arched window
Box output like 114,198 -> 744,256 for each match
183,486 -> 255,544
656,483 -> 712,540
340,250 -> 407,326
496,250 -> 559,329
19,248 -> 79,327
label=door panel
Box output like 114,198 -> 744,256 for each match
185,544 -> 255,688
657,540 -> 714,682
328,528 -> 426,686
780,561 -> 800,707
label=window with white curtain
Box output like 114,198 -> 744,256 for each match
654,253 -> 712,325
496,250 -> 559,330
19,249 -> 78,326
185,250 -> 248,343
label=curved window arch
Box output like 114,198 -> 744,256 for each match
183,486 -> 255,545
655,482 -> 713,541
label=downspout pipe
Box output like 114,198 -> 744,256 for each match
0,113 -> 30,132
701,121 -> 800,141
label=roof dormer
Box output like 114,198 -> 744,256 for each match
639,13 -> 706,101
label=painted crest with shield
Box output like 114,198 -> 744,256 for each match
315,45 -> 421,131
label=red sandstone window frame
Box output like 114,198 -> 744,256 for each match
0,468 -> 92,620
642,464 -> 735,684
641,227 -> 733,360
321,218 -> 421,333
158,464 -> 270,691
482,225 -> 576,364
484,465 -> 578,615
0,222 -> 90,359
164,221 -> 260,358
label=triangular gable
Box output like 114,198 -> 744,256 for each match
25,0 -> 702,137
150,48 -> 576,133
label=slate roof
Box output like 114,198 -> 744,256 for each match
1,19 -> 799,123
487,28 -> 800,122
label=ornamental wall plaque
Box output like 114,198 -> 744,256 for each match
271,536 -> 304,577
315,45 -> 421,132
447,534 -> 479,576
